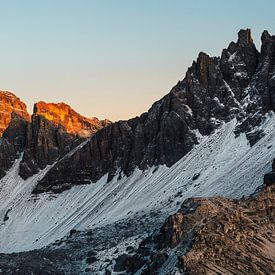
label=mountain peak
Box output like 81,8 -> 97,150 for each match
261,30 -> 275,42
237,28 -> 253,45
33,101 -> 110,138
260,30 -> 275,62
0,90 -> 30,137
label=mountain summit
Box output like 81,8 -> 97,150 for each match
0,91 -> 30,136
33,101 -> 110,138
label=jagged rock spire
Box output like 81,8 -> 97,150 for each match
237,28 -> 253,45
260,30 -> 275,63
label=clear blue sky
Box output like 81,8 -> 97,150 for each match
0,0 -> 274,121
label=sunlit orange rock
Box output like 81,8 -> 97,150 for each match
0,91 -> 30,136
34,101 -> 111,138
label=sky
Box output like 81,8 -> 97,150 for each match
0,0 -> 274,121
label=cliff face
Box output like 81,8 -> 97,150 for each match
33,29 -> 275,194
0,91 -> 30,136
0,96 -> 110,179
0,29 -> 274,195
0,112 -> 30,178
33,101 -> 110,138
0,91 -> 30,178
19,102 -> 111,179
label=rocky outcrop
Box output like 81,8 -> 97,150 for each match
109,160 -> 275,274
181,175 -> 275,274
0,112 -> 30,178
261,31 -> 275,110
220,29 -> 259,96
19,102 -> 111,179
0,92 -> 30,177
0,91 -> 30,136
33,101 -> 110,138
33,29 -> 275,194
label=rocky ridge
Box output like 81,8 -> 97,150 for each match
33,28 -> 275,194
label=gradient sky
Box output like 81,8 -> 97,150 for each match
0,0 -> 274,121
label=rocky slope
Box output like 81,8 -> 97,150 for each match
107,161 -> 275,274
0,159 -> 274,274
1,115 -> 275,255
33,28 -> 275,194
181,184 -> 275,274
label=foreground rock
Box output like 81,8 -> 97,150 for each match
181,186 -> 275,274
111,160 -> 275,274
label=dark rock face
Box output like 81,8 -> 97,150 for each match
34,93 -> 199,193
33,29 -> 275,194
18,102 -> 111,179
0,29 -> 274,194
0,91 -> 30,177
220,29 -> 259,96
0,113 -> 30,178
264,172 -> 275,186
19,114 -> 83,179
261,31 -> 275,110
